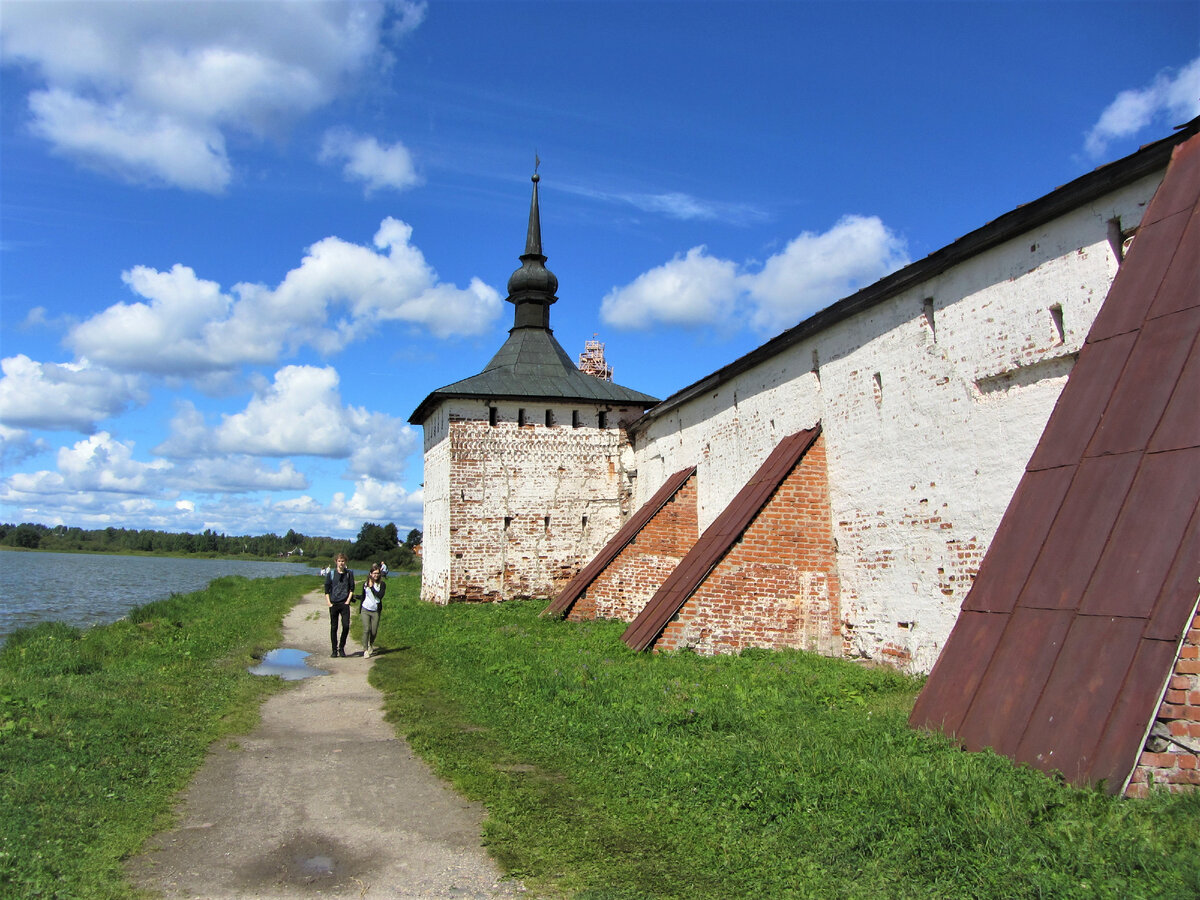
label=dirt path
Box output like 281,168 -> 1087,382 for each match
127,589 -> 523,899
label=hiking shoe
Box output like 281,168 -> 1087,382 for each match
330,650 -> 338,658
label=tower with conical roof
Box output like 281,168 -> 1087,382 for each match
410,173 -> 659,604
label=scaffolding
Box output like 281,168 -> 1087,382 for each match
578,335 -> 613,381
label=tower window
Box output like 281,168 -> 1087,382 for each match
517,408 -> 526,427
488,406 -> 498,427
572,410 -> 581,428
544,516 -> 550,531
545,409 -> 554,427
598,410 -> 608,429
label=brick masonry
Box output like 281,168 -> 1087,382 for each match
1127,611 -> 1200,797
429,400 -> 640,604
568,472 -> 699,622
656,433 -> 841,656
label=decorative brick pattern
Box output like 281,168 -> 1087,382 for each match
567,473 -> 698,622
656,433 -> 841,655
435,402 -> 638,604
1127,612 -> 1200,797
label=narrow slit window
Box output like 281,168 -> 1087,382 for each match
545,409 -> 554,427
572,410 -> 581,428
598,410 -> 608,429
872,372 -> 883,407
517,408 -> 526,427
581,515 -> 588,529
1107,217 -> 1125,263
923,297 -> 936,342
504,516 -> 512,531
1050,304 -> 1065,345
488,406 -> 498,427
544,516 -> 550,531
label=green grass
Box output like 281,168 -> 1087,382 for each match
0,574 -> 312,900
370,579 -> 1200,899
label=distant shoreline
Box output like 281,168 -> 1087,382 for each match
0,545 -> 316,565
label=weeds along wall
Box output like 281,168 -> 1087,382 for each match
422,398 -> 642,603
628,171 -> 1165,673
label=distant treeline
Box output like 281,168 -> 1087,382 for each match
0,521 -> 421,569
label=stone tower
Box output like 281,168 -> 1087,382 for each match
409,173 -> 659,604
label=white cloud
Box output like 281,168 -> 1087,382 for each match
155,365 -> 419,480
1085,57 -> 1200,158
0,354 -> 147,432
0,1 -> 426,191
66,218 -> 502,376
172,458 -> 309,494
28,88 -> 231,191
320,128 -> 422,194
214,365 -> 354,457
4,432 -> 168,499
747,215 -> 909,334
601,215 -> 908,335
560,182 -> 767,225
601,247 -> 742,330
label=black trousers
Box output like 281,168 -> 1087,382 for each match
329,602 -> 350,652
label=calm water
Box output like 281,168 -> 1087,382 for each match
0,551 -> 311,643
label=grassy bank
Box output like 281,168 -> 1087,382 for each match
0,574 -> 311,899
370,578 -> 1200,899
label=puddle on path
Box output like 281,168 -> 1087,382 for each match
249,648 -> 329,680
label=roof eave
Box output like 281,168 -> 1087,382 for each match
629,118 -> 1200,437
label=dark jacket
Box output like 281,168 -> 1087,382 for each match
325,568 -> 355,605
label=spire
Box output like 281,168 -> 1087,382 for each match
506,168 -> 558,329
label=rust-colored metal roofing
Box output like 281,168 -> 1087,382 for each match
910,125 -> 1200,794
622,426 -> 822,652
542,466 -> 697,619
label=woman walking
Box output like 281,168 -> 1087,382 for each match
360,563 -> 386,658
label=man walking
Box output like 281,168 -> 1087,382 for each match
324,553 -> 354,657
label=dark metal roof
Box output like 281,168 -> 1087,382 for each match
909,127 -> 1200,794
622,427 -> 821,652
410,174 -> 658,424
629,117 -> 1200,436
543,466 -> 697,619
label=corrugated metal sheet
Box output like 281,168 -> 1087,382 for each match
909,127 -> 1200,793
542,466 -> 696,619
622,427 -> 821,652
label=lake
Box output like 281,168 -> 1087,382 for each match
0,551 -> 315,643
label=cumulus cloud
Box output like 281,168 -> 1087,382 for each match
601,247 -> 742,329
171,458 -> 309,494
0,354 -> 147,432
747,215 -> 910,333
601,215 -> 909,335
0,1 -> 426,190
320,128 -> 422,194
1085,57 -> 1200,158
4,432 -> 168,499
156,365 -> 419,481
66,217 -> 502,376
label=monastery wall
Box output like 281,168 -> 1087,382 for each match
420,406 -> 451,605
630,172 -> 1163,672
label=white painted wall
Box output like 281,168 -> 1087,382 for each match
631,172 -> 1162,671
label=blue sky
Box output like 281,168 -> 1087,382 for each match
1,1 -> 1197,541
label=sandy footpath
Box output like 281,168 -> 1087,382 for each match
127,588 -> 523,899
